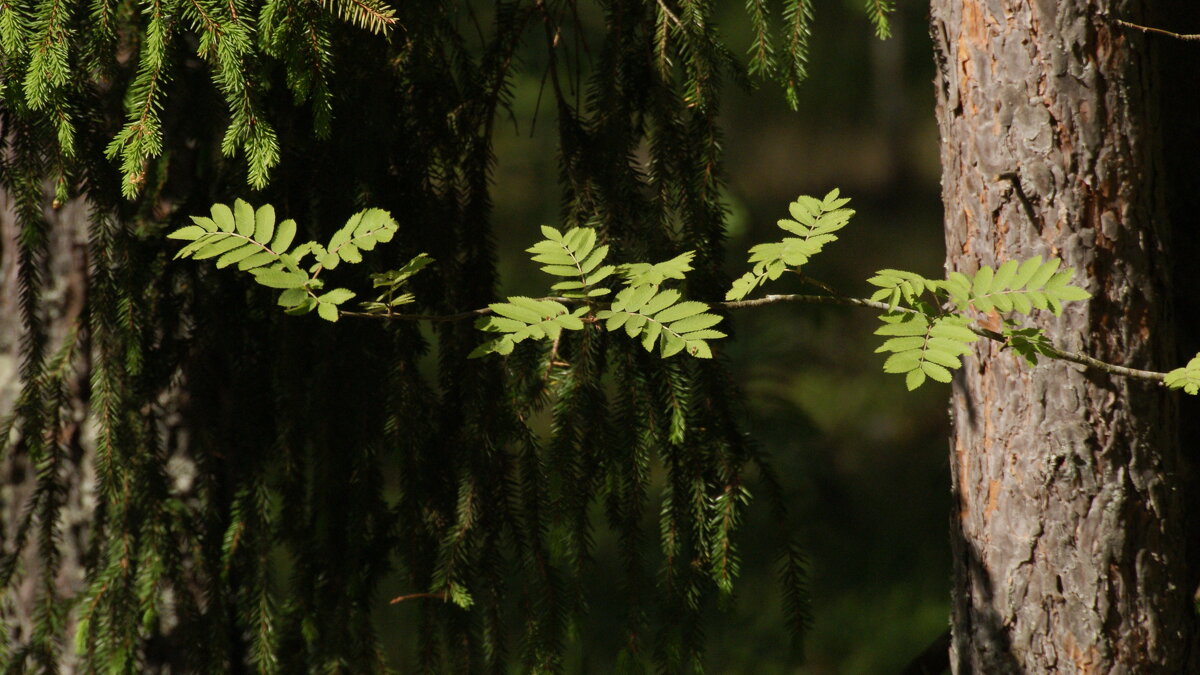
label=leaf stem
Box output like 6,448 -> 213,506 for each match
341,291 -> 1172,385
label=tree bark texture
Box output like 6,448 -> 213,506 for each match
0,191 -> 92,671
930,1 -> 1197,672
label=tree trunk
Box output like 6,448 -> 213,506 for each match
0,190 -> 91,671
930,1 -> 1197,671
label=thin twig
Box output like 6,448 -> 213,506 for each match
1114,18 -> 1200,41
535,0 -> 569,116
389,591 -> 449,604
1008,337 -> 1166,382
719,293 -> 894,313
340,307 -> 494,322
544,332 -> 562,379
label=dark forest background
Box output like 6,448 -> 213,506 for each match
376,2 -> 949,672
0,0 -> 962,671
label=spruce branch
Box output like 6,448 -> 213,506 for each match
656,0 -> 683,30
389,591 -> 449,604
320,0 -> 397,34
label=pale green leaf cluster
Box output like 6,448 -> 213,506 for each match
875,313 -> 978,390
727,189 -> 853,301
867,269 -> 935,311
728,192 -> 1096,389
597,287 -> 725,359
169,191 -> 1113,388
470,299 -> 589,358
169,200 -> 399,322
472,226 -> 724,359
942,257 -> 1091,317
1165,355 -> 1200,395
860,260 -> 1089,388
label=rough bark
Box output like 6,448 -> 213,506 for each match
930,0 -> 1197,671
0,191 -> 92,671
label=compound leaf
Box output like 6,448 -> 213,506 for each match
598,285 -> 723,359
950,257 -> 1090,318
728,192 -> 854,300
875,313 -> 977,389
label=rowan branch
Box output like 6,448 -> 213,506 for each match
341,291 -> 1172,385
1114,19 -> 1200,41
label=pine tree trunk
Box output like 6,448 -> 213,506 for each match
930,1 -> 1198,671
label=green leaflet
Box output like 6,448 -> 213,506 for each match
867,269 -> 938,311
621,251 -> 695,286
470,299 -> 588,358
942,257 -> 1091,316
597,286 -> 725,359
727,190 -> 854,301
527,225 -> 615,298
1165,355 -> 1200,395
471,227 -> 722,359
315,208 -> 399,272
874,313 -> 977,390
170,201 -> 406,322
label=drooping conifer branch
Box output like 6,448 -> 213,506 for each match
2,0 -> 900,669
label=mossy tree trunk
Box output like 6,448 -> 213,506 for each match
931,1 -> 1198,671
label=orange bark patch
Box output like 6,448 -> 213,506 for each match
955,0 -> 989,113
978,309 -> 1003,334
1063,631 -> 1100,674
955,435 -> 970,519
983,479 -> 1000,522
960,0 -> 987,48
